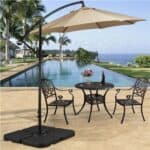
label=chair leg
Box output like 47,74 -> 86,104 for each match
112,101 -> 117,115
72,102 -> 76,115
76,100 -> 86,115
54,106 -> 58,115
131,105 -> 135,114
44,106 -> 48,122
104,102 -> 113,118
63,106 -> 69,125
140,105 -> 146,121
96,101 -> 100,111
121,106 -> 126,124
88,104 -> 93,123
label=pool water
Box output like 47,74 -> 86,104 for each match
0,60 -> 135,87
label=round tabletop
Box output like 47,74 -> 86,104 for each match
75,82 -> 114,90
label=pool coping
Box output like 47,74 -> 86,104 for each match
0,58 -> 51,83
0,62 -> 38,81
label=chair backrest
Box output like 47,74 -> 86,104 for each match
41,78 -> 57,100
132,79 -> 149,103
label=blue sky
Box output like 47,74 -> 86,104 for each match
41,0 -> 150,54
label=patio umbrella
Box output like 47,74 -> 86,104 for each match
31,6 -> 144,34
4,1 -> 145,148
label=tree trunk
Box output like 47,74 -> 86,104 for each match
22,19 -> 26,62
23,45 -> 26,62
5,19 -> 10,64
35,41 -> 39,57
59,43 -> 63,60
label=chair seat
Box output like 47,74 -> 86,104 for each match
49,100 -> 73,107
85,94 -> 104,104
116,99 -> 141,106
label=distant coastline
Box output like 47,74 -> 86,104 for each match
98,53 -> 150,65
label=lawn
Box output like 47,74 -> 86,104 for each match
0,58 -> 38,72
94,62 -> 150,79
0,66 -> 15,72
14,57 -> 38,63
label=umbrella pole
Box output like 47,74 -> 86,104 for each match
4,1 -> 85,148
37,0 -> 85,136
38,21 -> 42,135
37,0 -> 85,137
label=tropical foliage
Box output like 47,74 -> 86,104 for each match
75,47 -> 97,65
58,34 -> 71,59
0,0 -> 17,62
0,39 -> 18,52
135,55 -> 150,67
0,40 -> 5,52
28,34 -> 56,56
0,0 -> 56,63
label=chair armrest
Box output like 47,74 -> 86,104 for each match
55,87 -> 73,92
126,94 -> 132,99
115,87 -> 133,98
116,87 -> 133,92
55,87 -> 69,91
56,88 -> 74,100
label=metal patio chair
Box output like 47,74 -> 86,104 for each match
41,78 -> 76,125
113,78 -> 149,124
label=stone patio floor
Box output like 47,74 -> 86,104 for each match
0,87 -> 150,150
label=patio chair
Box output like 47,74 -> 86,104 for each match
41,78 -> 76,125
113,78 -> 149,124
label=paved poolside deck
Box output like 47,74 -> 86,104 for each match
0,87 -> 150,150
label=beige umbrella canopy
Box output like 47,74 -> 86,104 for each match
31,7 -> 144,34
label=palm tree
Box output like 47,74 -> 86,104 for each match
15,0 -> 45,61
42,35 -> 56,45
28,34 -> 56,57
0,0 -> 45,63
58,34 -> 71,60
0,0 -> 17,63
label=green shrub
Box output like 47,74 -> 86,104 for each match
75,47 -> 97,64
135,55 -> 150,67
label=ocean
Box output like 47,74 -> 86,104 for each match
98,53 -> 150,65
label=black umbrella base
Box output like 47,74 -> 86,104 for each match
4,125 -> 75,148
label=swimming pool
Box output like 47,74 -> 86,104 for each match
0,60 -> 135,87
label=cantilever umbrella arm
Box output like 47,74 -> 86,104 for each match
21,1 -> 85,40
36,0 -> 85,135
4,1 -> 85,148
18,1 -> 85,54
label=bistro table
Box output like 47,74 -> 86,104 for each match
75,82 -> 114,122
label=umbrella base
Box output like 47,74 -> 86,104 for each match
4,125 -> 75,148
